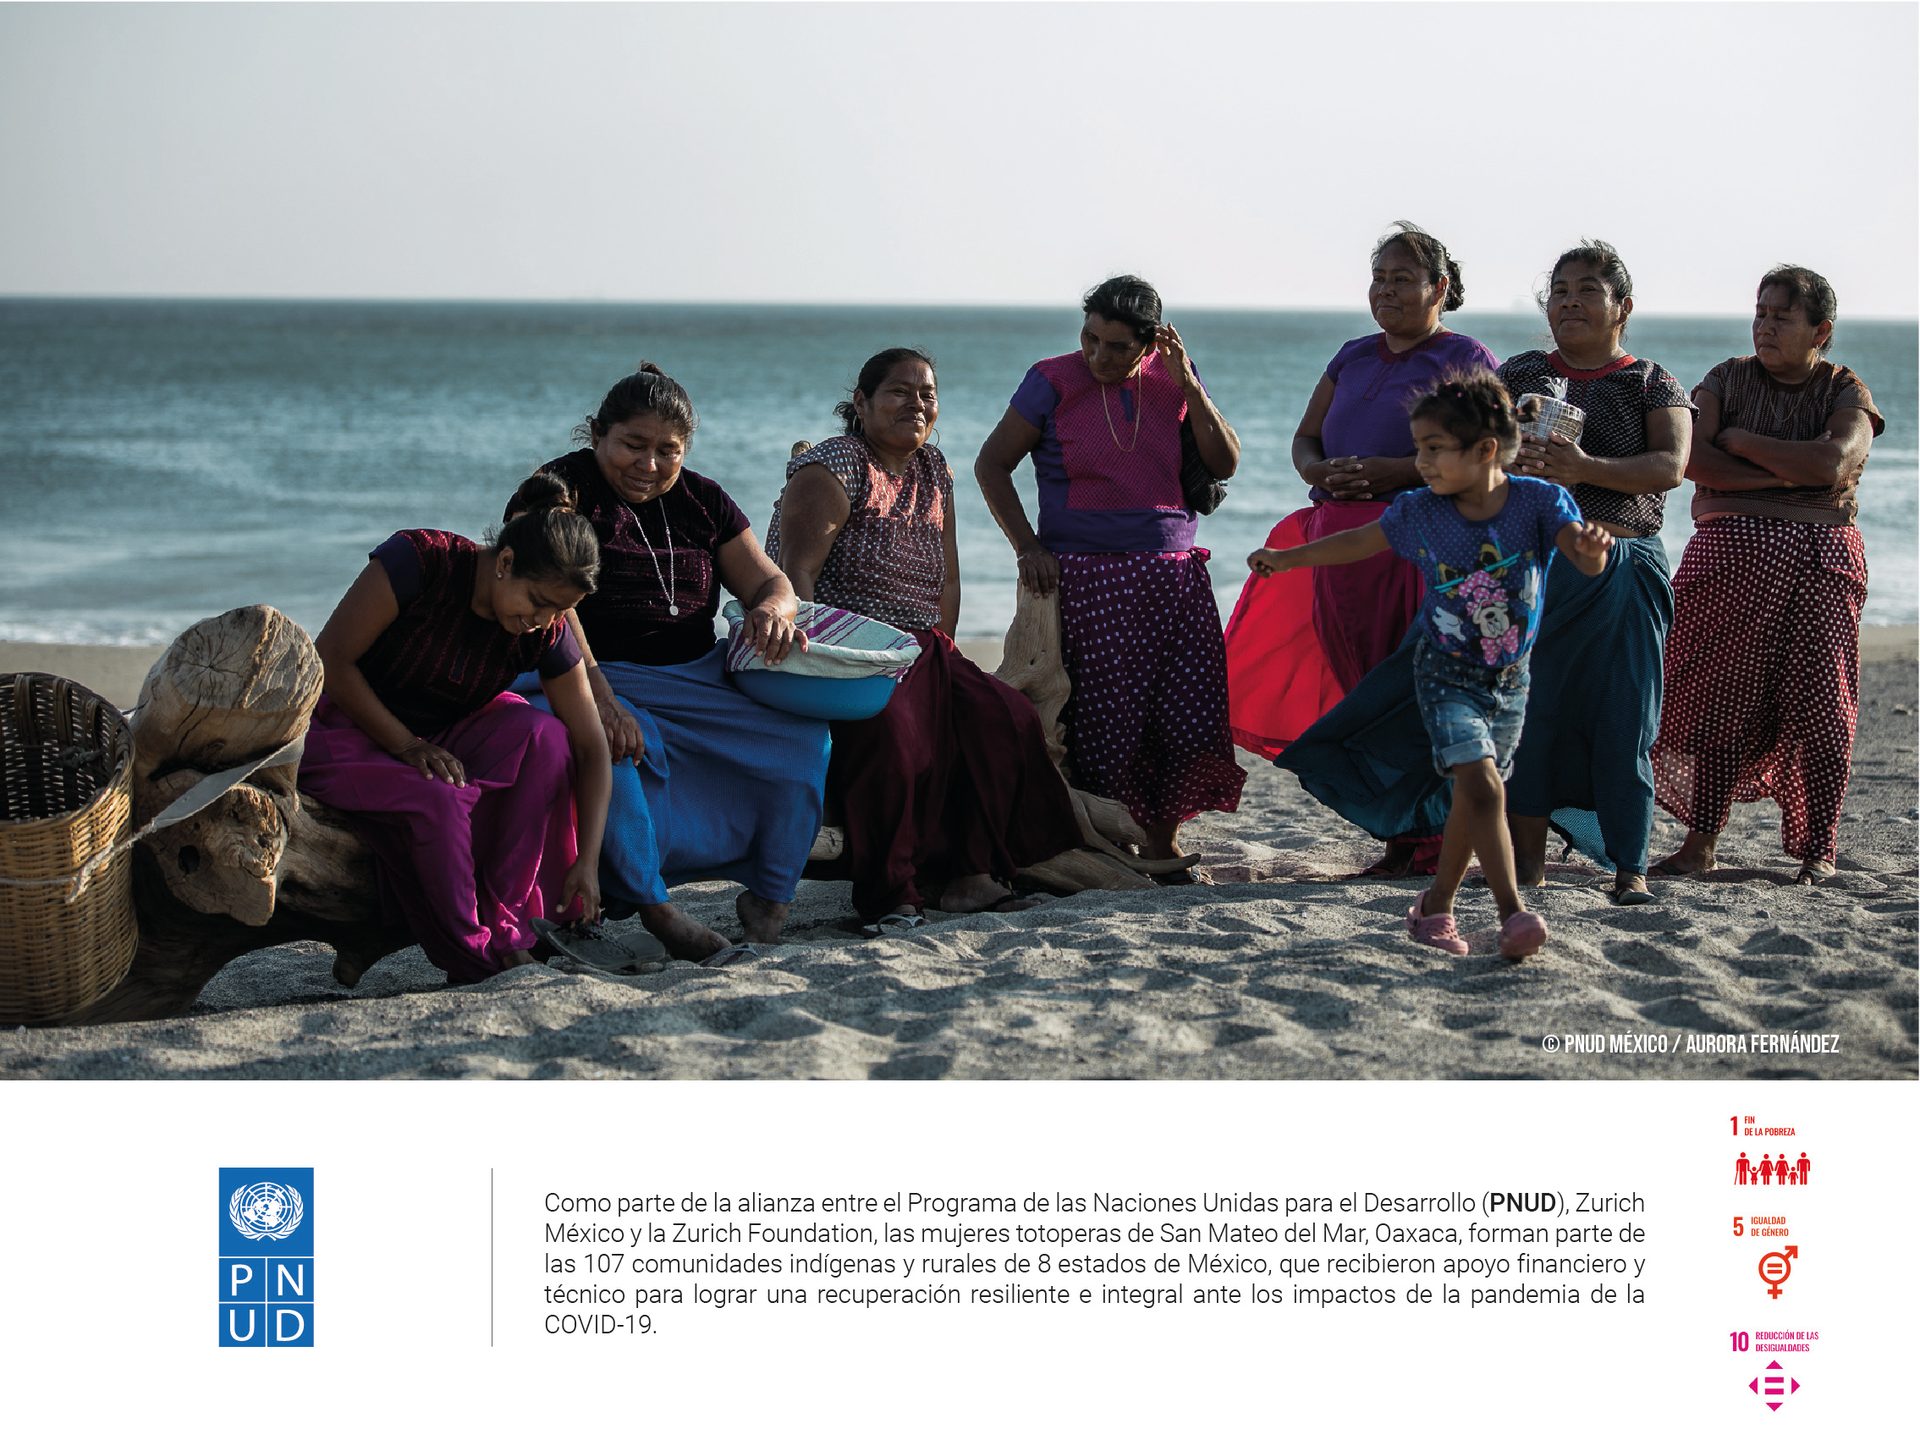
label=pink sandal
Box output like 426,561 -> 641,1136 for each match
1406,891 -> 1469,955
1498,910 -> 1549,959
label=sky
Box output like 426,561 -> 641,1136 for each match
1,1 -> 1915,316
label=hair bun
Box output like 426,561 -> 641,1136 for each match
633,360 -> 665,376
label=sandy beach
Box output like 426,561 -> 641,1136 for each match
1,632 -> 1913,1081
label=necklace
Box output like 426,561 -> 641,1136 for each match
1100,369 -> 1144,453
621,498 -> 679,617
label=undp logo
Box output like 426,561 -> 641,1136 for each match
218,1167 -> 314,1348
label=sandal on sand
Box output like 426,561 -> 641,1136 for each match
1797,860 -> 1836,885
704,942 -> 764,967
860,912 -> 927,938
1611,883 -> 1657,906
1405,891 -> 1469,955
532,917 -> 650,973
1498,910 -> 1549,960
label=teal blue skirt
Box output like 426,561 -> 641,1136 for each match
1278,537 -> 1672,874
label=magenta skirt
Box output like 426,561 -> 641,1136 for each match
298,694 -> 579,983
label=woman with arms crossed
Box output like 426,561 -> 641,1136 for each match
1651,266 -> 1883,883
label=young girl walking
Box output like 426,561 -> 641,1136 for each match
1248,373 -> 1612,957
301,489 -> 611,984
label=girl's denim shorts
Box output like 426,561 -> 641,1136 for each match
1412,639 -> 1530,777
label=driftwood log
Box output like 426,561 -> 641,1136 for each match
61,576 -> 1185,1024
993,583 -> 1200,892
65,607 -> 409,1024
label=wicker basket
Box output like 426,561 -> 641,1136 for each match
0,673 -> 137,1024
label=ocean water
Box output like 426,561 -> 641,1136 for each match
1,299 -> 1913,646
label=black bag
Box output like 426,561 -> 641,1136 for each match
1179,416 -> 1228,515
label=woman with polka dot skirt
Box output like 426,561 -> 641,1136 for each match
1650,267 -> 1884,884
975,276 -> 1247,865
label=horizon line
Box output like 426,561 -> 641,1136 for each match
4,293 -> 1916,324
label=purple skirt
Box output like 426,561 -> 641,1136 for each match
1057,550 -> 1246,828
298,694 -> 578,983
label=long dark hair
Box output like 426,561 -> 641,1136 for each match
834,347 -> 937,435
488,469 -> 599,592
1373,222 -> 1465,312
573,362 -> 698,447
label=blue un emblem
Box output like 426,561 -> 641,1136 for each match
218,1167 -> 314,1347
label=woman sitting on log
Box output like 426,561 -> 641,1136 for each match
521,365 -> 829,957
301,497 -> 610,985
768,348 -> 1083,933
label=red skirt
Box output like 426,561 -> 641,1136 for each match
1224,499 -> 1424,759
827,631 -> 1083,918
1651,516 -> 1867,863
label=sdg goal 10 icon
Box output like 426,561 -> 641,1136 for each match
218,1167 -> 314,1347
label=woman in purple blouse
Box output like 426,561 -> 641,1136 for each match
1226,224 -> 1496,876
976,276 -> 1245,865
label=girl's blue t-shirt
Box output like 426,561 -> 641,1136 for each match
1378,478 -> 1583,668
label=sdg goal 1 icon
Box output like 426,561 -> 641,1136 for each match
218,1167 -> 314,1347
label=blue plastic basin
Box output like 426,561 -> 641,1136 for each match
730,668 -> 900,721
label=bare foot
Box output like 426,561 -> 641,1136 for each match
937,874 -> 1016,914
1651,831 -> 1717,877
1142,821 -> 1185,863
502,949 -> 543,969
1358,840 -> 1417,878
1509,814 -> 1549,888
638,902 -> 730,962
735,891 -> 789,943
1796,859 -> 1836,885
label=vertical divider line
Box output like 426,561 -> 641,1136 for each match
490,1167 -> 495,1347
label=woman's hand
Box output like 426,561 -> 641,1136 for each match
1017,543 -> 1061,597
593,692 -> 644,762
395,737 -> 467,786
559,854 -> 602,925
1156,324 -> 1200,392
1318,455 -> 1408,500
744,599 -> 806,665
1514,432 -> 1592,486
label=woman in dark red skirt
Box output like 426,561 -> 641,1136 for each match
1651,267 -> 1884,883
769,348 -> 1083,931
301,495 -> 611,982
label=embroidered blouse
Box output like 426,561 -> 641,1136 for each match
544,449 -> 750,666
360,529 -> 581,736
767,434 -> 953,633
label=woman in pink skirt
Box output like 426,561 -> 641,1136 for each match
1225,223 -> 1497,876
1652,266 -> 1884,883
301,494 -> 611,984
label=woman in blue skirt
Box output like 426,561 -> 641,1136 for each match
516,366 -> 829,957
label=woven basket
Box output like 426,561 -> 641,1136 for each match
0,673 -> 137,1024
